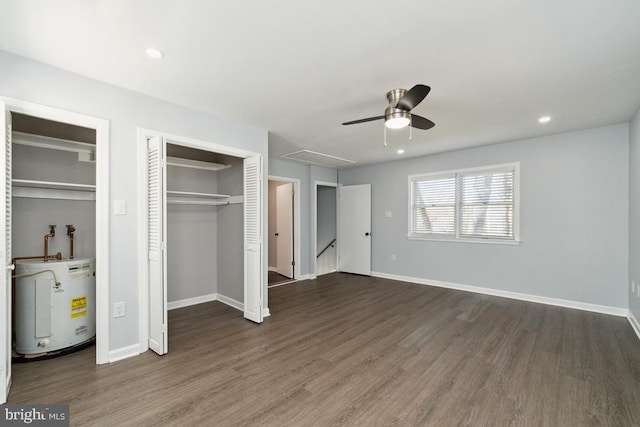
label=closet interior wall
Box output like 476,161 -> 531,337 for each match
12,137 -> 96,261
166,159 -> 219,304
166,146 -> 244,308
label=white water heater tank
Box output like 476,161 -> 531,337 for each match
15,258 -> 96,355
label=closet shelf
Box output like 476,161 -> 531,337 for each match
167,190 -> 230,199
12,179 -> 96,201
13,132 -> 95,162
167,191 -> 243,206
166,156 -> 230,171
13,179 -> 96,192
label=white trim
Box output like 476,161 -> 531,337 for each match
371,271 -> 628,317
313,180 -> 338,278
407,236 -> 521,245
268,175 -> 301,281
1,96 -> 110,366
108,344 -> 141,363
167,293 -> 218,310
262,308 -> 271,317
216,294 -> 244,312
268,279 -> 298,288
628,311 -> 640,341
268,266 -> 278,272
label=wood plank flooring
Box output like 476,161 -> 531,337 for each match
8,273 -> 640,426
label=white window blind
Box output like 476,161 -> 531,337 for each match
409,164 -> 518,242
411,174 -> 455,235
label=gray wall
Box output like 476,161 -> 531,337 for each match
339,124 -> 629,309
630,108 -> 640,319
0,50 -> 268,352
166,165 -> 218,303
217,157 -> 244,303
12,143 -> 95,260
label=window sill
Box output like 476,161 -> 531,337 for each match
407,235 -> 521,245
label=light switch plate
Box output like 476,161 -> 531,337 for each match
114,200 -> 127,215
385,211 -> 392,218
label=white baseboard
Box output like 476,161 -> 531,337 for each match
628,311 -> 640,341
109,344 -> 140,363
168,293 -> 218,310
268,266 -> 277,272
216,293 -> 244,312
263,307 -> 271,317
371,271 -> 628,317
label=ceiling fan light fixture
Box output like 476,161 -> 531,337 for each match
385,108 -> 410,129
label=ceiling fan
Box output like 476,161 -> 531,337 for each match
342,84 -> 435,131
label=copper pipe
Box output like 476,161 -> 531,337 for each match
66,225 -> 75,260
43,225 -> 56,262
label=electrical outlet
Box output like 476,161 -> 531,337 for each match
385,211 -> 393,218
391,254 -> 396,261
114,302 -> 125,318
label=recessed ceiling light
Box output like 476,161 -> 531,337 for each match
538,116 -> 551,123
145,48 -> 164,59
397,149 -> 405,154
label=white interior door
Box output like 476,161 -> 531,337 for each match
244,156 -> 263,323
338,184 -> 371,276
0,102 -> 12,403
275,182 -> 293,278
147,136 -> 168,355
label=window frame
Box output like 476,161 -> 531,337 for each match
408,162 -> 520,244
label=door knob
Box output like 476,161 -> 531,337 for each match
275,233 -> 279,236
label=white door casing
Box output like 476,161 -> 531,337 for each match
147,136 -> 168,355
275,182 -> 293,278
244,156 -> 263,323
0,102 -> 12,403
338,184 -> 371,276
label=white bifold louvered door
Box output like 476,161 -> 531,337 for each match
243,156 -> 263,323
147,136 -> 168,355
0,102 -> 12,403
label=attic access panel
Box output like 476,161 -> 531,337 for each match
281,150 -> 355,168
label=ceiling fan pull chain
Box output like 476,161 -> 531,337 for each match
409,116 -> 413,141
384,123 -> 388,147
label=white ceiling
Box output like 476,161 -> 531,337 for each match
1,0 -> 639,166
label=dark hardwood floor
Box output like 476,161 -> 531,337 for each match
8,273 -> 640,426
268,270 -> 293,286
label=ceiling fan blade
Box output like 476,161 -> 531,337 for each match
396,84 -> 431,110
342,116 -> 385,125
411,114 -> 435,130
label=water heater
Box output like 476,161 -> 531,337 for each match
14,258 -> 96,356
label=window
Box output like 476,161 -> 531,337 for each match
409,163 -> 519,243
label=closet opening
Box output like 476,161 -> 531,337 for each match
11,113 -> 97,364
140,130 -> 264,356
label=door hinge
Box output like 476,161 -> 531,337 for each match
291,260 -> 295,266
162,323 -> 167,333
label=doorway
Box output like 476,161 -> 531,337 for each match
315,182 -> 337,277
139,129 -> 265,356
1,97 -> 110,404
267,177 -> 300,287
